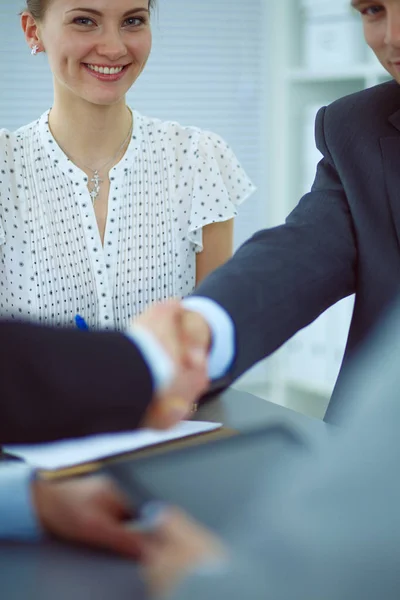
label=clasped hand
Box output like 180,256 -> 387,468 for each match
32,477 -> 225,598
133,300 -> 212,430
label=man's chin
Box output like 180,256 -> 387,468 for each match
381,64 -> 399,83
391,72 -> 400,85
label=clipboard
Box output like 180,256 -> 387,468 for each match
37,426 -> 237,481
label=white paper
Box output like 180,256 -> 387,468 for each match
4,421 -> 222,470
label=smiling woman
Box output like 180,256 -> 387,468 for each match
0,0 -> 255,330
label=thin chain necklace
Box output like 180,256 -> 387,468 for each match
56,108 -> 133,204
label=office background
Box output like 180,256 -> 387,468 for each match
0,0 -> 391,417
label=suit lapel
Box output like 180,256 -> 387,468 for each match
381,109 -> 400,247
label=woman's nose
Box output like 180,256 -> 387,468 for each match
96,30 -> 128,60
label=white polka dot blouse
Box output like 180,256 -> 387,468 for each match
0,109 -> 256,329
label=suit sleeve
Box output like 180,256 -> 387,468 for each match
171,300 -> 400,600
194,106 -> 357,385
0,321 -> 153,444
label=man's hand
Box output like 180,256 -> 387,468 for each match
32,475 -> 143,558
134,301 -> 212,430
32,474 -> 226,597
138,507 -> 227,598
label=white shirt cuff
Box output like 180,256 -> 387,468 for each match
182,297 -> 235,380
125,324 -> 174,391
0,463 -> 42,541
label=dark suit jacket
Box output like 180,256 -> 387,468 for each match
173,272 -> 400,600
0,321 -> 153,444
196,79 -> 400,422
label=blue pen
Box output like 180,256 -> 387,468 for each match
75,314 -> 89,331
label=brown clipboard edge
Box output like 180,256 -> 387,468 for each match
38,426 -> 238,481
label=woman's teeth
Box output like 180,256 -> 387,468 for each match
86,65 -> 124,75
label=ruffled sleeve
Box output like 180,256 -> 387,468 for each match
0,129 -> 9,245
188,131 -> 256,252
0,217 -> 5,245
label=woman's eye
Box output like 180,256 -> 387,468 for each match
73,17 -> 95,26
124,17 -> 144,27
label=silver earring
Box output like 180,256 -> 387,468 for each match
31,45 -> 39,56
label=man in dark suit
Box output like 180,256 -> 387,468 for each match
185,0 -> 400,423
0,301 -> 209,444
139,291 -> 400,600
0,300 -> 211,553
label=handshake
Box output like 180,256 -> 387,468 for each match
133,300 -> 212,430
30,301 -> 221,589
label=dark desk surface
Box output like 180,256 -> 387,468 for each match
0,388 -> 325,600
196,387 -> 324,431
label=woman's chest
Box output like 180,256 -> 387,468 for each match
0,167 -> 195,327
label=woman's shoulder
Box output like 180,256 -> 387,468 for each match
0,126 -> 14,148
0,128 -> 17,172
134,111 -> 228,152
0,115 -> 42,150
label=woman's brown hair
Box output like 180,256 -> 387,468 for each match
24,0 -> 156,20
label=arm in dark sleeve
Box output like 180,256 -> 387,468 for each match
0,321 -> 153,444
194,106 -> 357,384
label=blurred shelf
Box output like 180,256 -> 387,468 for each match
286,64 -> 390,83
266,0 -> 364,399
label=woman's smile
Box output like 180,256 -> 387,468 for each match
82,62 -> 131,82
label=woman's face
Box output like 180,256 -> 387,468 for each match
23,0 -> 152,106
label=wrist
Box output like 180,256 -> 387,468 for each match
182,297 -> 235,379
31,477 -> 54,535
125,323 -> 174,391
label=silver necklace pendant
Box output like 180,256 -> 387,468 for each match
89,170 -> 103,203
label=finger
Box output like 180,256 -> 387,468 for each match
181,311 -> 211,348
91,518 -> 145,558
100,482 -> 135,521
153,507 -> 197,538
133,507 -> 180,563
99,504 -> 176,560
70,483 -> 144,557
143,396 -> 190,430
156,396 -> 191,428
137,507 -> 191,541
181,312 -> 210,368
128,501 -> 170,534
160,368 -> 209,424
